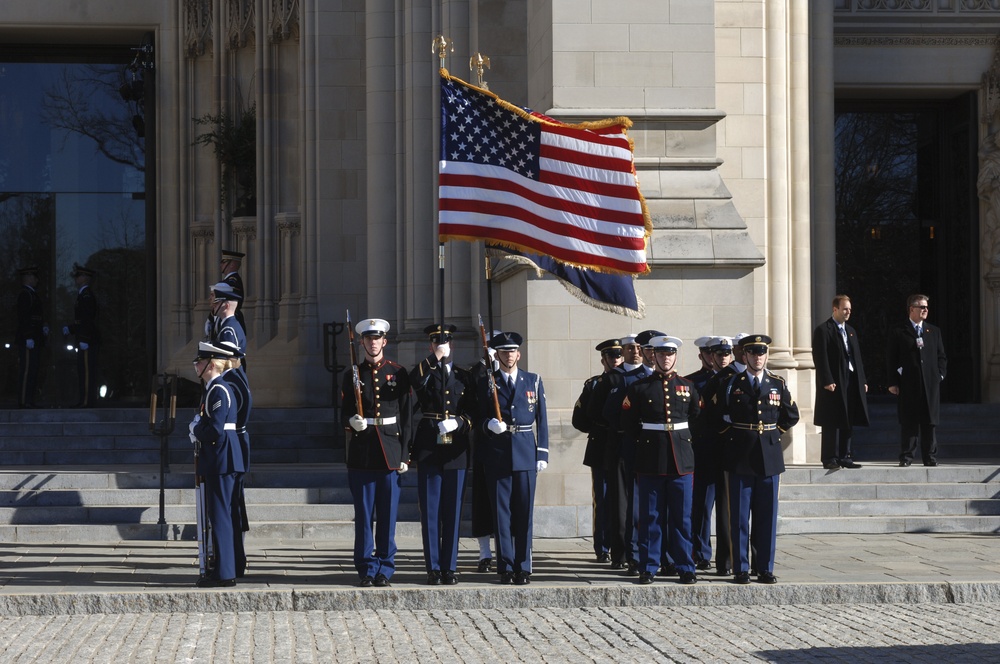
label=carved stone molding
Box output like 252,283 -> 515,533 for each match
269,0 -> 300,43
276,213 -> 301,234
835,35 -> 999,47
232,216 -> 258,240
184,0 -> 213,58
836,0 -> 1000,12
191,227 -> 215,240
983,37 -> 1000,124
227,0 -> 255,50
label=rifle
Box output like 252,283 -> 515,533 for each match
346,310 -> 364,418
193,406 -> 212,579
478,314 -> 502,421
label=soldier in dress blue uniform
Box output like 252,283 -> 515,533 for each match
190,341 -> 247,587
341,318 -> 413,587
476,331 -> 548,585
466,329 -> 501,572
690,336 -> 735,575
220,340 -> 252,577
15,266 -> 48,408
715,334 -> 799,585
411,323 -> 475,585
63,264 -> 101,407
209,282 -> 247,365
572,338 -> 623,563
621,335 -> 700,585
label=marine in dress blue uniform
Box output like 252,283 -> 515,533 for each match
572,339 -> 623,563
64,264 -> 101,407
341,318 -> 413,587
15,267 -> 47,409
621,335 -> 700,585
715,335 -> 799,585
476,332 -> 548,585
411,323 -> 474,585
191,342 -> 247,587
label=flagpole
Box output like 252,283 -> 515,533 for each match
434,35 -> 454,417
469,53 -> 495,335
485,254 -> 495,336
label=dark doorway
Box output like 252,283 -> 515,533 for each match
1,46 -> 152,407
833,94 -> 979,402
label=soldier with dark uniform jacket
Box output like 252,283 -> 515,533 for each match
691,336 -> 735,575
341,317 -> 413,588
572,338 -> 623,563
411,323 -> 475,585
15,266 -> 47,408
466,334 -> 500,572
64,264 -> 101,407
715,334 -> 799,585
621,335 -> 700,585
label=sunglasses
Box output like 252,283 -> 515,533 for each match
714,350 -> 732,356
745,347 -> 768,356
654,348 -> 677,355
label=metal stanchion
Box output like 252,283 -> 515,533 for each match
149,373 -> 178,537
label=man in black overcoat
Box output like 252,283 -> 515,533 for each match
885,294 -> 947,467
812,294 -> 869,469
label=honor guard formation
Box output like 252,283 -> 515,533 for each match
11,257 -> 938,590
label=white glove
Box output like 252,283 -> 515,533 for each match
189,432 -> 199,445
26,339 -> 35,350
349,414 -> 368,432
62,326 -> 70,336
398,462 -> 409,474
536,460 -> 548,473
437,342 -> 451,358
204,318 -> 213,338
438,418 -> 459,434
79,342 -> 89,350
188,417 -> 200,435
487,418 -> 507,435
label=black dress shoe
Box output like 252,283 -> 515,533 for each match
610,560 -> 627,570
717,568 -> 732,576
499,571 -> 514,585
659,563 -> 677,577
426,570 -> 442,586
678,571 -> 698,585
514,572 -> 531,585
359,576 -> 374,588
924,461 -> 938,467
695,559 -> 711,571
822,460 -> 840,470
732,572 -> 751,585
373,573 -> 390,587
596,552 -> 611,563
441,570 -> 458,585
899,460 -> 912,467
757,571 -> 777,584
625,561 -> 640,577
840,458 -> 862,469
477,558 -> 494,573
637,571 -> 654,585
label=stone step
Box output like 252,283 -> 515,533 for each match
779,482 -> 1000,500
775,515 -> 1000,534
778,498 -> 1000,518
782,464 -> 1000,484
0,520 -> 427,543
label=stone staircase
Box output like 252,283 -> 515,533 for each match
1,404 -> 999,542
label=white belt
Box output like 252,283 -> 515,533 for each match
511,424 -> 534,433
641,422 -> 688,432
365,416 -> 397,426
224,423 -> 237,430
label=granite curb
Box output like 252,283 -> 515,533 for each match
2,580 -> 1000,617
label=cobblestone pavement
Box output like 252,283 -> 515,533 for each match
0,603 -> 998,663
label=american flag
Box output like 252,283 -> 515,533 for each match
438,71 -> 650,275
